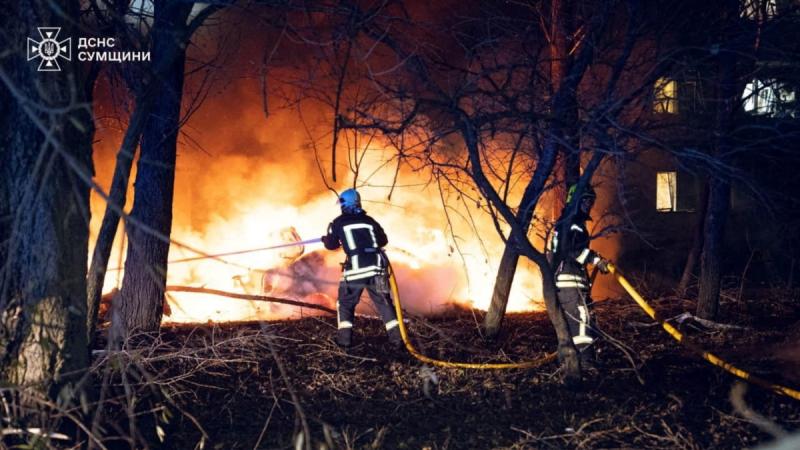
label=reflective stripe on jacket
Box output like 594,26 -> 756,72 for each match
551,217 -> 600,289
323,212 -> 388,281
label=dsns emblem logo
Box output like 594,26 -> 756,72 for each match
27,27 -> 71,72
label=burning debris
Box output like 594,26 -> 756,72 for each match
276,227 -> 305,260
242,226 -> 339,312
260,251 -> 337,312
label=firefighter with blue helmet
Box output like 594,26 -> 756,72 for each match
550,184 -> 610,367
322,188 -> 402,349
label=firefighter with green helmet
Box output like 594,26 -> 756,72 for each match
550,184 -> 610,367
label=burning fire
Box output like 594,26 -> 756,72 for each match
89,69 -> 618,325
91,164 -> 546,323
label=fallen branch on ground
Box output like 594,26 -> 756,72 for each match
165,285 -> 337,315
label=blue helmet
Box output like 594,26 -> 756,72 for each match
338,188 -> 362,213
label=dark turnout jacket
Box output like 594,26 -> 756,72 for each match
551,211 -> 601,290
323,211 -> 388,281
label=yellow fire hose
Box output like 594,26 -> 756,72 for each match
607,263 -> 800,401
387,263 -> 558,369
386,259 -> 800,400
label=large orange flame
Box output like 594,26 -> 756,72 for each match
90,72 -> 619,324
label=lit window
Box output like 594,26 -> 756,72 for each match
741,0 -> 777,19
743,79 -> 797,116
743,79 -> 777,115
654,78 -> 678,114
656,172 -> 677,212
777,86 -> 797,117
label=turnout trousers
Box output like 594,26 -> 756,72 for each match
336,275 -> 402,347
557,285 -> 596,355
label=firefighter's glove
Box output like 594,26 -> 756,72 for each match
596,258 -> 611,274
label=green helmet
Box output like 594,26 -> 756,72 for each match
566,184 -> 597,204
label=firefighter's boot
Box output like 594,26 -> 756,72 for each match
578,345 -> 597,372
336,328 -> 352,348
387,326 -> 403,349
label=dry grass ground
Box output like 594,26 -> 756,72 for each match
73,286 -> 800,449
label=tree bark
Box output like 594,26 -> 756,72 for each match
534,252 -> 580,382
678,181 -> 709,294
112,1 -> 193,343
484,245 -> 521,338
483,0 -> 579,339
697,0 -> 737,320
86,94 -> 151,343
0,0 -> 93,397
462,119 -> 580,382
482,146 -> 557,338
697,178 -> 730,319
551,0 -> 581,191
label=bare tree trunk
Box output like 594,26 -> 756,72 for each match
86,95 -> 151,343
535,252 -> 581,383
112,1 -> 192,343
678,181 -> 709,294
483,0 -> 579,339
697,0 -> 737,320
0,0 -> 93,395
551,0 -> 581,191
483,151 -> 555,338
697,177 -> 730,319
484,245 -> 521,338
463,120 -> 580,382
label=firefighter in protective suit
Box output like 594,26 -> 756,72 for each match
550,184 -> 610,366
322,189 -> 403,349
